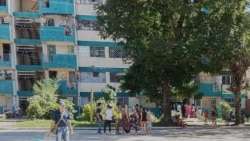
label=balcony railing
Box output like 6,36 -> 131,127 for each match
0,24 -> 10,40
13,12 -> 40,18
0,80 -> 14,94
42,54 -> 77,69
39,0 -> 74,15
40,26 -> 75,43
0,1 -> 8,13
59,80 -> 78,95
0,53 -> 12,68
76,0 -> 105,5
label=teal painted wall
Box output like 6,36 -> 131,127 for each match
16,65 -> 43,71
198,83 -> 246,99
0,80 -> 14,94
14,39 -> 41,45
77,41 -> 120,47
42,54 -> 77,69
0,24 -> 10,40
39,0 -> 74,15
40,26 -> 75,43
17,91 -> 34,96
0,53 -> 12,68
80,92 -> 128,97
59,80 -> 78,95
76,15 -> 97,21
0,4 -> 8,13
79,67 -> 126,73
13,12 -> 40,18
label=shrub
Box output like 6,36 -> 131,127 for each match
220,100 -> 232,120
27,103 -> 44,119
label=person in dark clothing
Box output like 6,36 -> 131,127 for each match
140,108 -> 147,135
181,104 -> 186,118
96,102 -> 103,135
49,101 -> 73,141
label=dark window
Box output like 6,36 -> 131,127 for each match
222,75 -> 231,84
90,47 -> 105,57
110,73 -> 121,83
0,0 -> 6,6
93,72 -> 99,77
117,97 -> 129,106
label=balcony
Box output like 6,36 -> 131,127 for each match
42,54 -> 77,69
16,65 -> 43,71
39,0 -> 74,15
0,53 -> 12,68
14,39 -> 41,45
40,26 -> 75,43
13,12 -> 40,18
59,80 -> 78,95
0,80 -> 14,94
0,24 -> 10,40
0,2 -> 8,14
17,91 -> 34,96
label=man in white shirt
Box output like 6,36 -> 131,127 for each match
104,105 -> 113,134
177,103 -> 181,113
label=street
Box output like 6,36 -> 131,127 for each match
0,127 -> 249,141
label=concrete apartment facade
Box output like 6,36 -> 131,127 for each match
0,0 -> 249,116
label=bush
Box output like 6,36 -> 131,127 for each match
77,104 -> 92,121
27,103 -> 44,119
220,101 -> 232,120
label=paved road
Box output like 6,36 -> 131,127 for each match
0,127 -> 249,141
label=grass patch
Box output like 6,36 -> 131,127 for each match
14,120 -> 51,128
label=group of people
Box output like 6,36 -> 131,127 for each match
203,106 -> 218,126
96,103 -> 153,135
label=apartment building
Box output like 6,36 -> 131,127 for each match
0,0 -> 248,116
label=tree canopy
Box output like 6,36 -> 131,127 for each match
97,0 -> 247,125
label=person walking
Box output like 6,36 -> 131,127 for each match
114,103 -> 122,135
96,103 -> 103,135
49,101 -> 73,141
103,105 -> 113,135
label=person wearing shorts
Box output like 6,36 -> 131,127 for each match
146,109 -> 152,134
113,103 -> 122,135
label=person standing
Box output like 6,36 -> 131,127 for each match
96,103 -> 103,135
121,105 -> 130,134
49,101 -> 73,141
114,103 -> 122,135
103,105 -> 113,134
146,109 -> 152,134
204,108 -> 209,125
140,108 -> 147,135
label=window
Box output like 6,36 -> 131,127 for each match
80,72 -> 106,83
42,0 -> 50,8
109,47 -> 127,58
77,0 -> 105,5
110,73 -> 122,83
90,47 -> 105,57
0,0 -> 6,6
224,98 -> 235,107
67,46 -> 74,54
47,18 -> 55,26
77,20 -> 102,31
210,98 -> 216,106
117,97 -> 129,106
222,75 -> 231,84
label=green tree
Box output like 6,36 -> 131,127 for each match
226,12 -> 250,125
27,78 -> 59,119
97,0 -> 246,125
102,84 -> 117,103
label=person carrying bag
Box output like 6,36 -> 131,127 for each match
49,101 -> 73,141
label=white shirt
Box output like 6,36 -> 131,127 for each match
105,109 -> 113,120
177,104 -> 181,112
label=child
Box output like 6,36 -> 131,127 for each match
146,109 -> 152,134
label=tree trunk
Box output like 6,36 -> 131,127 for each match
234,92 -> 241,125
161,79 -> 172,126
